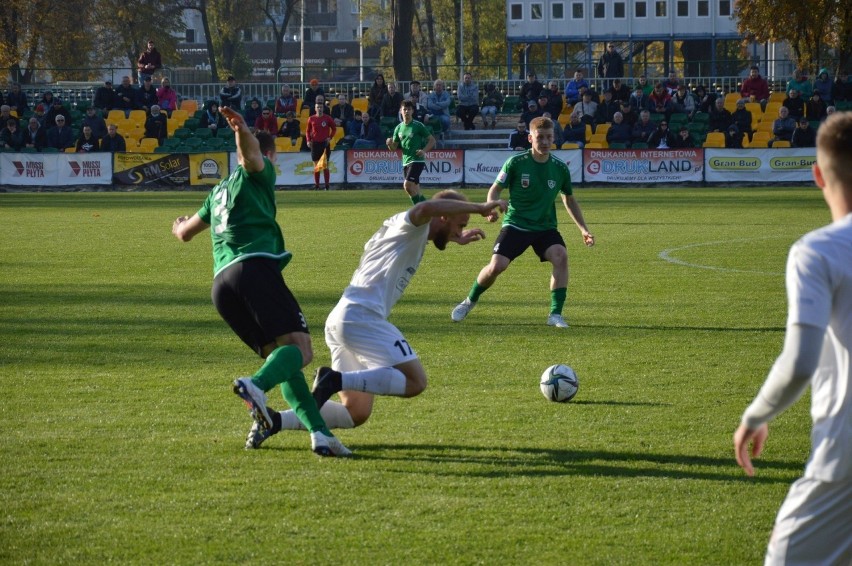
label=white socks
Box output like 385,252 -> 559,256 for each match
279,401 -> 355,430
342,367 -> 407,396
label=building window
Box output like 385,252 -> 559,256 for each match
351,0 -> 359,13
655,0 -> 666,17
242,28 -> 252,41
719,0 -> 731,15
552,2 -> 564,19
635,1 -> 647,17
572,2 -> 584,18
677,0 -> 688,16
531,3 -> 543,19
697,0 -> 708,15
593,2 -> 605,17
510,3 -> 523,19
304,28 -> 312,41
185,29 -> 196,43
614,2 -> 626,17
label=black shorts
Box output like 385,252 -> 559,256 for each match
404,162 -> 426,184
310,140 -> 330,162
493,226 -> 566,262
212,257 -> 309,357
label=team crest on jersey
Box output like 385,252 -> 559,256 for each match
548,179 -> 556,189
521,174 -> 530,188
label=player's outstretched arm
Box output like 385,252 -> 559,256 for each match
221,107 -> 264,173
562,194 -> 595,246
172,214 -> 209,242
409,198 -> 506,227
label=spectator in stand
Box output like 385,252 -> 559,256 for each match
0,118 -> 23,150
708,96 -> 733,133
770,106 -> 797,146
39,91 -> 56,109
648,83 -> 672,121
521,100 -> 542,128
731,98 -> 753,141
455,73 -> 480,130
274,84 -> 298,115
790,116 -> 817,148
138,76 -> 159,113
352,111 -> 383,149
787,69 -> 813,99
833,74 -> 852,102
671,84 -> 695,119
426,79 -> 451,132
741,65 -> 770,108
44,98 -> 70,127
75,125 -> 99,153
826,105 -> 837,118
144,105 -> 168,144
136,39 -> 162,84
542,112 -> 564,148
632,110 -> 656,144
479,82 -> 502,130
672,124 -> 694,148
508,120 -> 531,150
783,88 -> 806,121
629,85 -> 649,114
563,113 -> 587,147
544,81 -> 564,117
5,83 -> 29,114
635,75 -> 653,96
663,71 -> 680,95
609,78 -> 631,105
564,70 -> 589,105
331,93 -> 357,136
813,68 -> 834,106
46,114 -> 73,150
405,80 -> 428,107
23,117 -> 47,150
277,111 -> 300,142
303,78 -> 324,115
519,72 -> 544,108
570,90 -> 598,130
606,111 -> 632,147
99,123 -> 126,152
114,76 -> 138,117
594,90 -> 619,126
244,98 -> 264,131
597,43 -> 624,90
536,93 -> 552,122
82,106 -> 107,140
200,101 -> 227,136
219,76 -> 242,109
253,106 -> 278,135
156,78 -> 177,116
367,74 -> 388,119
806,92 -> 828,122
693,85 -> 716,114
381,82 -> 404,119
648,120 -> 676,149
32,104 -> 47,127
0,105 -> 18,129
618,100 -> 638,126
93,81 -> 115,113
724,124 -> 745,149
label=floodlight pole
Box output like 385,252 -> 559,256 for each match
359,0 -> 364,81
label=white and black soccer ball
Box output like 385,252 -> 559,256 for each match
539,364 -> 579,402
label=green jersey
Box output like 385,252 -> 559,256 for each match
197,158 -> 291,277
392,120 -> 432,166
495,150 -> 573,232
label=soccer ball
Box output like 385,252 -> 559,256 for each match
540,364 -> 579,402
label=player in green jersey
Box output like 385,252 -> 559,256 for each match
451,116 -> 595,328
171,106 -> 350,457
387,99 -> 436,205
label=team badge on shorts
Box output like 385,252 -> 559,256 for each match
521,174 -> 530,188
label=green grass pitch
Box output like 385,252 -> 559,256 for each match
0,185 -> 824,564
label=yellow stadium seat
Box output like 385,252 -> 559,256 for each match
561,142 -> 580,149
585,124 -> 593,142
703,132 -> 726,148
107,110 -> 126,124
275,136 -> 302,152
589,133 -> 609,148
128,110 -> 147,125
724,92 -> 742,106
764,102 -> 782,117
756,120 -> 775,133
558,113 -> 570,127
65,147 -> 77,153
745,102 -> 762,118
768,92 -> 786,103
584,142 -> 604,149
595,123 -> 611,136
179,99 -> 199,113
750,131 -> 772,145
352,98 -> 368,114
170,109 -> 189,126
137,138 -> 159,153
771,140 -> 791,148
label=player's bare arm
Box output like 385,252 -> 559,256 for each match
221,107 -> 264,173
172,214 -> 210,242
485,183 -> 507,222
409,198 -> 506,227
562,194 -> 595,246
418,135 -> 436,157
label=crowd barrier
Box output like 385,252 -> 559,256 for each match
0,148 -> 816,188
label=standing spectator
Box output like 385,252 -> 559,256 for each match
0,118 -> 23,150
563,113 -> 587,147
731,99 -> 753,140
144,105 -> 168,144
672,125 -> 694,148
44,99 -> 70,128
519,72 -> 544,107
783,89 -> 806,121
277,111 -> 300,142
594,90 -> 619,126
508,120 -> 531,150
200,101 -> 227,135
479,82 -> 503,129
46,114 -> 73,150
156,78 -> 177,116
606,112 -> 632,147
303,78 -> 324,114
564,70 -> 589,105
244,98 -> 264,131
724,124 -> 745,149
99,123 -> 126,152
136,39 -> 162,84
806,92 -> 828,122
770,106 -> 797,146
274,85 -> 298,115
787,69 -> 813,99
455,72 -> 480,130
93,81 -> 115,113
632,110 -> 656,144
138,76 -> 159,113
834,74 -> 852,102
609,78 -> 631,105
790,116 -> 816,148
597,43 -> 624,89
219,76 -> 242,109
663,71 -> 680,95
385,99 -> 435,204
740,65 -> 770,107
82,106 -> 107,141
331,93 -> 356,136
5,83 -> 29,114
380,82 -> 403,119
629,85 -> 649,114
114,76 -> 138,117
75,125 -> 99,153
671,84 -> 695,118
648,120 -> 676,149
426,79 -> 451,132
812,68 -> 834,106
648,83 -> 672,121
305,96 -> 335,190
367,74 -> 388,119
23,117 -> 47,151
733,112 -> 852,566
708,97 -> 733,132
693,85 -> 716,114
254,106 -> 278,135
352,112 -> 383,149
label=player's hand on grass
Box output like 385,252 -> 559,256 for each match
734,422 -> 768,477
583,232 -> 595,246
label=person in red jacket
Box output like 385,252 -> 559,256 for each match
254,108 -> 279,135
306,95 -> 336,190
740,65 -> 770,108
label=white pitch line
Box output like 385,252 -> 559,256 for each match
658,237 -> 787,276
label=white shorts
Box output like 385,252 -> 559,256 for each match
765,477 -> 852,566
325,302 -> 418,371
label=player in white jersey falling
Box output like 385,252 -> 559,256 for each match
734,111 -> 852,565
245,190 -> 506,448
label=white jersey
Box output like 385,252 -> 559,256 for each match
337,210 -> 429,320
786,212 -> 852,481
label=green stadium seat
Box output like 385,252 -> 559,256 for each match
631,142 -> 648,149
153,145 -> 171,153
183,118 -> 200,131
173,128 -> 192,139
502,96 -> 520,113
193,128 -> 213,139
608,142 -> 628,149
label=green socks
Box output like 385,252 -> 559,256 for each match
550,287 -> 567,315
468,281 -> 488,303
279,371 -> 329,434
410,193 -> 427,205
252,345 -> 302,391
